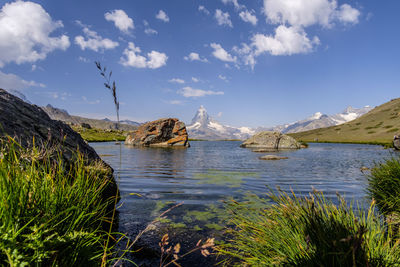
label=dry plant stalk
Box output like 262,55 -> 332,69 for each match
95,61 -> 120,129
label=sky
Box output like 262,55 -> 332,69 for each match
0,0 -> 400,128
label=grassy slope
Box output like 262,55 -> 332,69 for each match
72,126 -> 129,142
289,98 -> 400,145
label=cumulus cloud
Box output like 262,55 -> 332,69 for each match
184,52 -> 208,62
252,25 -> 320,56
215,9 -> 233,27
337,4 -> 360,24
0,1 -> 70,67
198,5 -> 210,15
210,43 -> 237,62
156,10 -> 169,22
239,10 -> 258,25
218,74 -> 228,82
75,23 -> 119,52
192,77 -> 200,83
143,20 -> 158,35
120,42 -> 167,69
263,0 -> 360,28
178,86 -> 224,98
105,9 -> 134,34
221,0 -> 244,10
0,71 -> 45,90
169,78 -> 185,84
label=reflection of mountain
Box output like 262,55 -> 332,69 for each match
41,104 -> 139,131
187,106 -> 254,140
265,106 -> 373,134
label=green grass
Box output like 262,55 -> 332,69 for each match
289,98 -> 400,144
216,191 -> 400,266
72,126 -> 128,142
0,137 -> 117,266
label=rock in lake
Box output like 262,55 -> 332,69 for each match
241,131 -> 300,149
125,118 -> 190,147
259,155 -> 289,160
0,88 -> 118,200
394,135 -> 400,150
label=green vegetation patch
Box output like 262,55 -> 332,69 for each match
0,138 -> 117,266
194,170 -> 258,188
72,126 -> 128,142
216,191 -> 400,266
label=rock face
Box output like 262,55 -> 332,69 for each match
125,118 -> 190,147
394,135 -> 400,150
0,88 -> 118,199
240,131 -> 301,149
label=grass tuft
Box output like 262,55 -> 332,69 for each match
216,191 -> 400,266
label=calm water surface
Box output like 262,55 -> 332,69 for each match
91,141 -> 392,265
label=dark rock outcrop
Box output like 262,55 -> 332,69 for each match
241,131 -> 300,149
125,118 -> 190,147
394,135 -> 400,150
0,88 -> 118,200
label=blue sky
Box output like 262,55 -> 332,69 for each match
0,0 -> 399,128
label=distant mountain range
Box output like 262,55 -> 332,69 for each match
186,105 -> 373,140
42,104 -> 139,131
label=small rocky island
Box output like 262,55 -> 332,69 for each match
240,131 -> 301,149
125,118 -> 190,147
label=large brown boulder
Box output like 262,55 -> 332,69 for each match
125,118 -> 190,147
0,88 -> 118,200
240,131 -> 301,149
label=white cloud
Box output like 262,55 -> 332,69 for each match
178,86 -> 224,98
221,0 -> 244,10
167,100 -> 183,105
120,42 -> 167,69
169,78 -> 185,84
210,43 -> 237,62
192,77 -> 199,83
218,75 -> 228,82
184,52 -> 208,62
217,111 -> 223,117
0,71 -> 45,90
78,56 -> 90,63
215,9 -> 233,27
156,10 -> 169,22
105,9 -> 134,34
251,25 -> 320,56
143,20 -> 158,35
239,10 -> 258,25
75,24 -> 119,52
0,1 -> 70,67
337,4 -> 360,24
263,0 -> 360,28
198,5 -> 210,15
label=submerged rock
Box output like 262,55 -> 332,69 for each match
241,131 -> 300,149
259,155 -> 289,160
125,118 -> 190,147
0,88 -> 118,200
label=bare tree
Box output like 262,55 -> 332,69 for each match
95,61 -> 119,129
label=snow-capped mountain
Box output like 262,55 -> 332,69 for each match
187,106 -> 255,140
268,106 -> 373,134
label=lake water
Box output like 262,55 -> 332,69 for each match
91,141 -> 393,266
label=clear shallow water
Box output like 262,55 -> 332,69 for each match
91,141 -> 393,265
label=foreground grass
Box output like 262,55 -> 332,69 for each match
72,126 -> 128,142
217,191 -> 400,266
0,138 -> 117,266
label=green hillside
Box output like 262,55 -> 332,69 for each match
289,98 -> 400,145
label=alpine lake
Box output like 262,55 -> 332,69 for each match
91,141 -> 394,266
